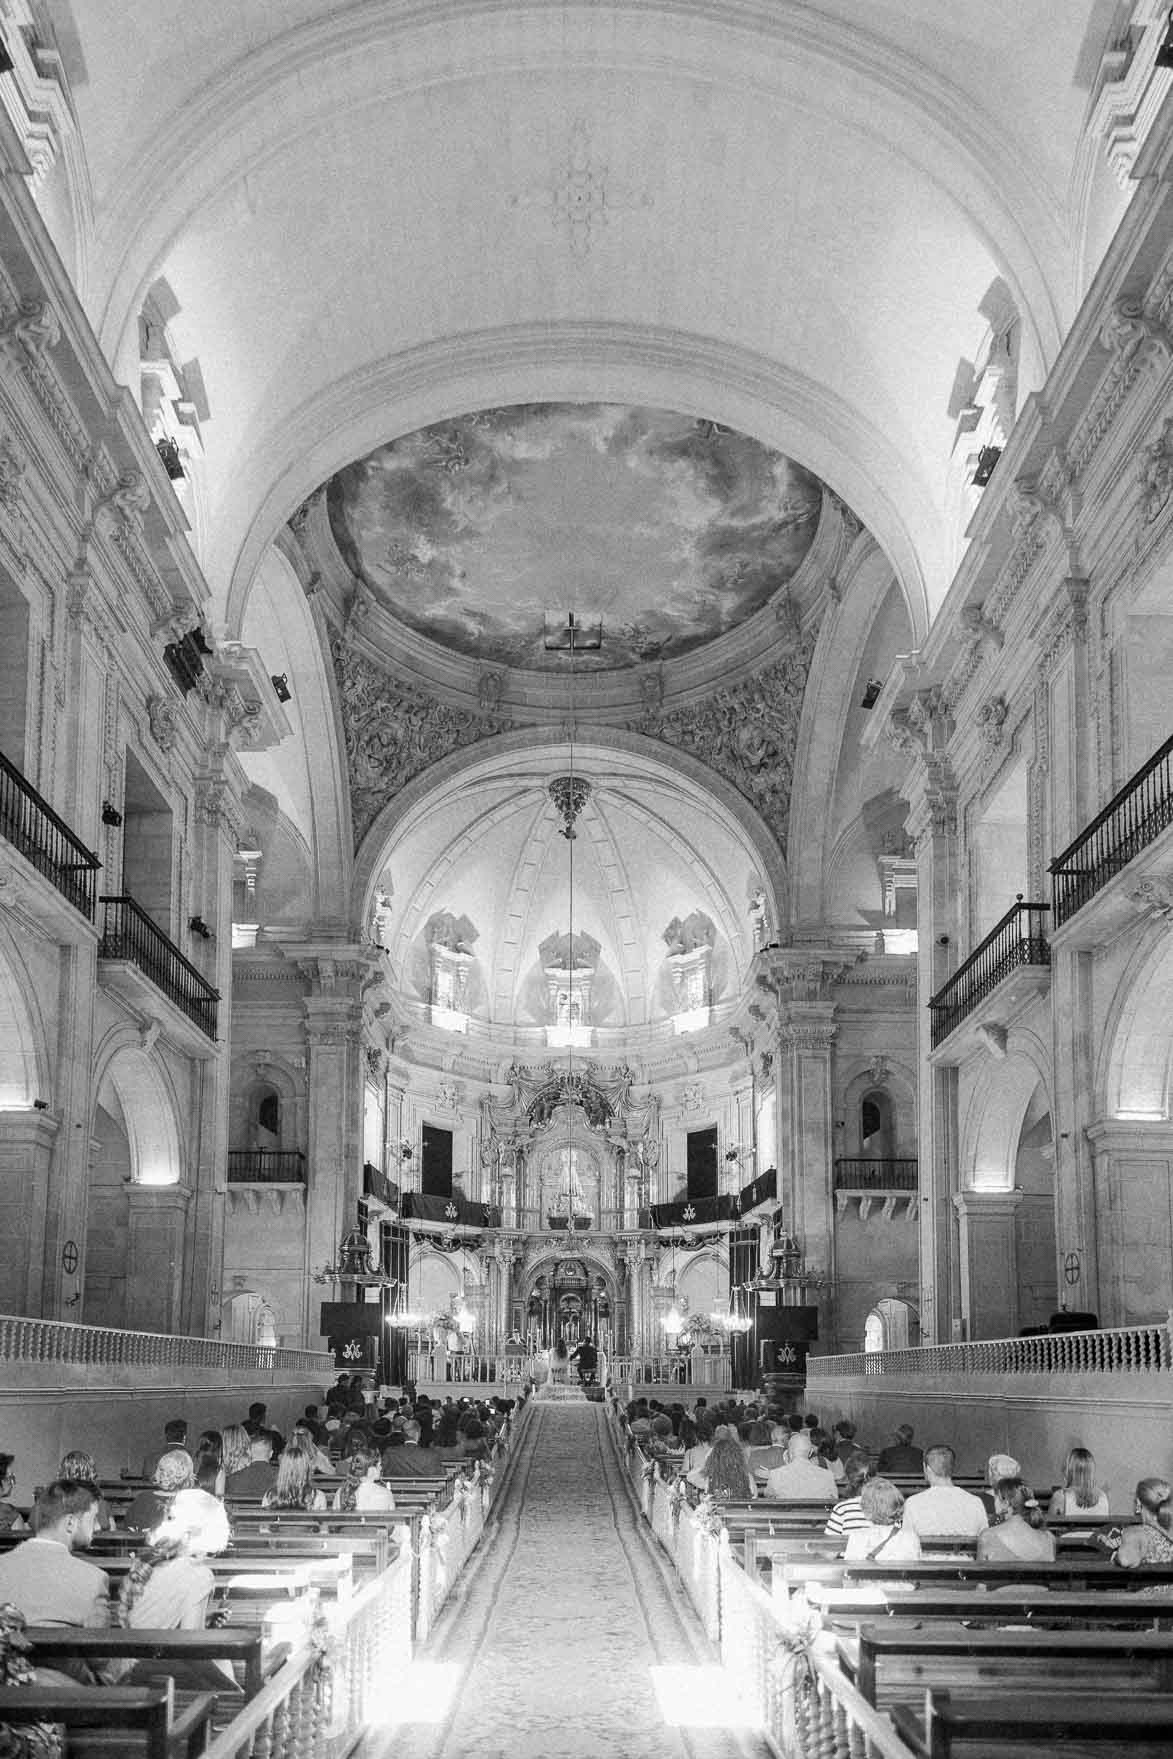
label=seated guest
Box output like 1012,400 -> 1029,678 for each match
976,1477 -> 1055,1563
1111,1478 -> 1173,1568
696,1430 -> 754,1504
261,1441 -> 327,1511
844,1478 -> 922,1564
224,1432 -> 278,1500
116,1488 -> 239,1691
832,1419 -> 861,1466
810,1429 -> 846,1483
291,1421 -> 334,1476
902,1444 -> 988,1540
684,1418 -> 715,1487
456,1419 -> 491,1465
1047,1445 -> 1110,1519
219,1424 -> 252,1486
0,1480 -> 108,1631
0,1455 -> 26,1534
142,1417 -> 188,1483
762,1431 -> 839,1504
332,1447 -> 396,1512
382,1419 -> 446,1477
876,1424 -> 923,1475
979,1452 -> 1021,1520
57,1450 -> 114,1531
124,1448 -> 195,1531
748,1421 -> 789,1482
244,1401 -> 285,1457
824,1455 -> 875,1539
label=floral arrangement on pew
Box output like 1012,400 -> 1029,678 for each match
0,1603 -> 61,1759
693,1494 -> 724,1539
667,1477 -> 688,1536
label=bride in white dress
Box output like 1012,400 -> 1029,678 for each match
545,1340 -> 570,1386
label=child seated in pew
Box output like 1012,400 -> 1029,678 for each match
116,1488 -> 241,1693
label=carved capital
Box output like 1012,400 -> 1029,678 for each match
0,298 -> 60,358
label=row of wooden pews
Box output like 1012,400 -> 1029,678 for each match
0,1399 -> 528,1757
614,1398 -> 1173,1757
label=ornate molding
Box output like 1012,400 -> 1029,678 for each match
146,693 -> 178,754
1140,413 -> 1173,527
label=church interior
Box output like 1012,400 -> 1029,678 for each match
0,2 -> 1171,1750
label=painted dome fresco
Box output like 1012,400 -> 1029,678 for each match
325,403 -> 828,670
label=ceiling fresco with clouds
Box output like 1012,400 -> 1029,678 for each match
325,403 -> 827,671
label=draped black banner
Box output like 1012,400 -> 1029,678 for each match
400,1192 -> 502,1228
649,1193 -> 740,1228
728,1225 -> 760,1390
739,1165 -> 777,1213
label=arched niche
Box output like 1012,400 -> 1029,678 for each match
0,927 -> 49,1109
92,1039 -> 184,1188
1099,924 -> 1173,1121
960,1037 -> 1052,1192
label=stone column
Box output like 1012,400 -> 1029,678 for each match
776,1009 -> 838,1345
1085,1122 -> 1173,1326
952,1189 -> 1024,1340
125,1185 -> 191,1333
0,1110 -> 60,1314
298,948 -> 380,1350
894,694 -> 962,1343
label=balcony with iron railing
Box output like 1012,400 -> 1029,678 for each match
227,1150 -> 307,1184
833,1157 -> 918,1191
0,748 -> 101,927
98,894 -> 219,1049
1050,732 -> 1173,941
928,895 -> 1051,1056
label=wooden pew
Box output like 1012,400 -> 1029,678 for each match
806,1585 -> 1173,1627
786,1557 -> 1173,1594
840,1623 -> 1173,1707
891,1687 -> 1173,1758
23,1626 -> 286,1701
0,1681 -> 217,1757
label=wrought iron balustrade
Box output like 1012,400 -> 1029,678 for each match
99,894 -> 219,1040
834,1156 -> 918,1190
0,749 -> 100,919
227,1150 -> 306,1184
928,895 -> 1050,1049
1050,732 -> 1173,926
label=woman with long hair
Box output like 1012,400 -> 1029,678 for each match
332,1446 -> 395,1512
699,1429 -> 754,1503
977,1478 -> 1056,1562
261,1438 -> 327,1511
220,1424 -> 252,1480
192,1430 -> 224,1498
1047,1446 -> 1109,1518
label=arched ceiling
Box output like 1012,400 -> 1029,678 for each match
368,738 -> 775,1037
322,402 -> 830,672
55,1 -> 1113,628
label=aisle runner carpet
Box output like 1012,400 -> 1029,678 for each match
370,1403 -> 768,1759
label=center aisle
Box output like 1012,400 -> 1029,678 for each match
370,1402 -> 770,1759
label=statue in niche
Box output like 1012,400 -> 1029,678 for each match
549,1146 -> 592,1219
426,911 -> 477,953
662,912 -> 715,955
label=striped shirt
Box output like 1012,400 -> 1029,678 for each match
824,1495 -> 870,1537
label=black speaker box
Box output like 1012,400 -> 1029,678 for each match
756,1304 -> 818,1342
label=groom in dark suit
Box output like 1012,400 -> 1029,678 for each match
571,1337 -> 598,1385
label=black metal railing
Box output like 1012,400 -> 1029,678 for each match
928,896 -> 1050,1049
0,749 -> 100,919
834,1157 -> 918,1191
227,1150 -> 306,1184
98,894 -> 219,1040
362,1162 -> 400,1206
1050,733 -> 1173,927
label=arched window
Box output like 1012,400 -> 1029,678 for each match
252,1084 -> 281,1148
860,1088 -> 894,1158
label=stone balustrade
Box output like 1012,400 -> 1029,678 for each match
0,1313 -> 332,1374
808,1318 -> 1173,1379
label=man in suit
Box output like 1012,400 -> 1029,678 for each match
141,1416 -> 189,1482
0,1481 -> 109,1669
224,1433 -> 279,1499
380,1419 -> 447,1478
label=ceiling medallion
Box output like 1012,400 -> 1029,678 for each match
549,776 -> 591,840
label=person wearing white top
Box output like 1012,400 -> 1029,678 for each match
902,1444 -> 989,1538
762,1431 -> 840,1503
